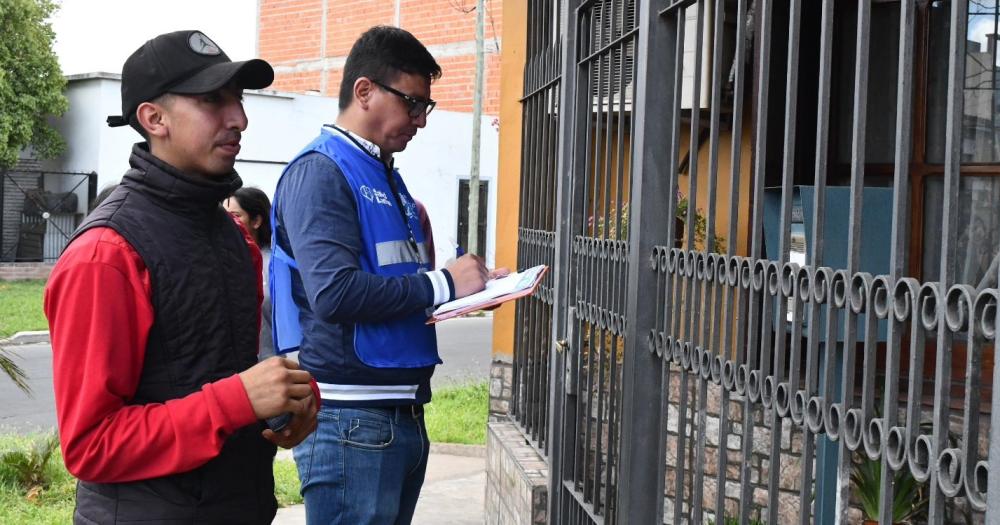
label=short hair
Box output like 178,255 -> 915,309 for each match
229,187 -> 272,249
339,26 -> 441,111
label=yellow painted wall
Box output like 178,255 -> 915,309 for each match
491,0 -> 527,359
675,121 -> 754,257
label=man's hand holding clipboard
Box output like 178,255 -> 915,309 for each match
428,264 -> 549,324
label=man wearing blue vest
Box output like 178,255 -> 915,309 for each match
271,26 -> 498,523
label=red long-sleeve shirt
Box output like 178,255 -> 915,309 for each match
45,225 -> 262,483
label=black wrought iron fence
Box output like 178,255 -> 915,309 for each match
640,0 -> 997,523
514,0 -> 1000,523
531,0 -> 639,523
512,0 -> 563,454
1,169 -> 95,263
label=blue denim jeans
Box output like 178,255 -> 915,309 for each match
293,405 -> 429,524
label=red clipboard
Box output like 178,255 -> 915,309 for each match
427,265 -> 549,324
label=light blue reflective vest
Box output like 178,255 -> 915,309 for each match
270,127 -> 439,368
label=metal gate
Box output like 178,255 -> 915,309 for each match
514,0 -> 1000,523
511,0 -> 563,456
1,169 -> 95,262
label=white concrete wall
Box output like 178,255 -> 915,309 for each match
397,111 -> 499,268
44,73 -> 499,268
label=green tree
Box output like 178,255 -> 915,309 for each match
0,0 -> 67,169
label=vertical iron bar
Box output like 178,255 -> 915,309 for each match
835,0 -> 871,522
877,2 -> 915,522
929,0 -> 967,521
540,38 -> 560,442
739,0 -> 773,525
527,68 -> 542,433
616,0 -> 675,520
530,97 -> 545,441
514,41 -> 534,420
677,2 -> 707,519
693,0 -> 725,520
534,87 -> 548,439
579,3 -> 600,501
593,1 -> 618,510
605,6 -> 631,517
767,0 -> 803,520
654,6 -> 686,521
547,0 -> 582,518
987,226 -> 1000,520
716,0 -> 749,516
571,7 -> 591,496
594,322 -> 607,510
739,0 -> 774,521
584,1 -> 611,503
806,2 -> 836,522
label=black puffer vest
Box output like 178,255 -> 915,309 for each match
70,144 -> 277,524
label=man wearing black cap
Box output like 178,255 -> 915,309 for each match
44,30 -> 318,524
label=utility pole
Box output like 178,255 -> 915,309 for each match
467,0 -> 485,257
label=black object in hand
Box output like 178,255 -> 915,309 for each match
266,412 -> 292,432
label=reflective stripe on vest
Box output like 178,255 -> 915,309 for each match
270,129 -> 440,368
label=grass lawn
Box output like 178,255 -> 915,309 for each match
273,456 -> 303,507
0,381 -> 487,521
0,434 -> 302,523
0,280 -> 47,339
0,434 -> 75,524
424,381 -> 489,445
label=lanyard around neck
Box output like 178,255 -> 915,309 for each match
325,125 -> 424,264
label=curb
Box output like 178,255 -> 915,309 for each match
274,442 -> 486,462
429,442 -> 486,458
0,330 -> 50,346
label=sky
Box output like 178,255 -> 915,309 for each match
49,0 -> 258,76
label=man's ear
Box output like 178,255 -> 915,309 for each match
136,101 -> 169,139
353,77 -> 375,110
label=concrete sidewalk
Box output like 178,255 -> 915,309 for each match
273,448 -> 486,524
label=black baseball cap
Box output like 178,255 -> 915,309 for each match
107,30 -> 274,128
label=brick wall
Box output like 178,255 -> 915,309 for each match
258,0 -> 324,63
258,0 -> 503,114
433,52 -> 501,114
660,369 -> 987,524
489,356 -> 512,420
326,1 -> 397,57
270,69 -> 324,94
400,0 -> 501,47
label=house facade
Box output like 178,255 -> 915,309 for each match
1,71 -> 498,273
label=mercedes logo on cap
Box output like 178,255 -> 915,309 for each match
188,31 -> 221,56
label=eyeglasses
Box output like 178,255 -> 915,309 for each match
372,79 -> 436,117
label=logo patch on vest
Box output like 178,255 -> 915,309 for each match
360,185 -> 392,207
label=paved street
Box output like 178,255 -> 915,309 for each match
0,342 -> 57,434
432,315 -> 494,386
0,316 -> 494,433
